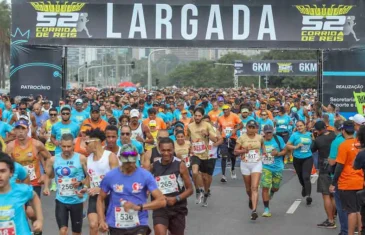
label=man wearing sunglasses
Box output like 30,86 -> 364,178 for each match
98,144 -> 166,235
151,137 -> 193,235
51,105 -> 80,155
77,128 -> 119,235
9,101 -> 37,137
117,125 -> 144,167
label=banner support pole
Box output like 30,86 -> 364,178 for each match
62,46 -> 67,100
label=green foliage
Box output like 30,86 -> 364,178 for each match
0,1 -> 10,88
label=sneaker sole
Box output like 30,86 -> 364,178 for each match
251,213 -> 258,220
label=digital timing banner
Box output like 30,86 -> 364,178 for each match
10,45 -> 63,106
322,50 -> 365,117
234,60 -> 317,76
11,0 -> 365,48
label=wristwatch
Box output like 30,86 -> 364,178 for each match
176,195 -> 181,202
138,204 -> 144,211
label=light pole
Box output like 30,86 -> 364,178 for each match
77,64 -> 85,88
148,49 -> 168,90
86,63 -> 133,87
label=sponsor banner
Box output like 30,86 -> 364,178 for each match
353,92 -> 365,115
322,50 -> 365,114
234,60 -> 317,76
11,0 -> 365,48
10,45 -> 63,106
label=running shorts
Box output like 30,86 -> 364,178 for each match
191,156 -> 216,176
153,206 -> 188,235
240,161 -> 262,176
55,199 -> 83,233
88,195 -> 110,214
109,226 -> 151,235
339,190 -> 361,213
317,173 -> 332,195
260,168 -> 283,189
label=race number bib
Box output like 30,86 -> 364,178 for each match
58,177 -> 77,196
244,150 -> 260,163
182,155 -> 190,167
262,153 -> 274,165
24,164 -> 37,181
224,127 -> 233,136
0,221 -> 16,235
155,174 -> 179,195
90,175 -> 104,188
279,125 -> 287,130
115,207 -> 140,228
300,145 -> 310,153
192,142 -> 206,154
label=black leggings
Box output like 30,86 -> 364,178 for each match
219,139 -> 237,176
293,157 -> 313,197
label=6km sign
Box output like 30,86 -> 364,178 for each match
234,60 -> 317,76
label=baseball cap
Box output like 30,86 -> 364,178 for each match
334,120 -> 344,130
130,109 -> 140,118
19,115 -> 29,122
60,105 -> 71,112
339,120 -> 355,131
217,96 -> 224,102
15,120 -> 29,129
241,108 -> 249,113
108,117 -> 117,126
314,120 -> 326,131
349,114 -> 365,125
246,120 -> 258,127
149,120 -> 157,127
75,98 -> 83,104
222,104 -> 230,110
119,144 -> 138,163
90,105 -> 100,112
263,125 -> 274,133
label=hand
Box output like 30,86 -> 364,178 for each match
87,187 -> 100,196
201,129 -> 209,137
33,219 -> 43,232
165,196 -> 177,206
77,188 -> 88,198
296,143 -> 303,149
38,175 -> 45,184
43,188 -> 50,196
123,201 -> 138,212
72,181 -> 82,188
329,184 -> 335,193
271,149 -> 279,157
136,135 -> 144,143
99,220 -> 109,233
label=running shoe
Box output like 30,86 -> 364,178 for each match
195,192 -> 204,204
251,211 -> 258,220
231,170 -> 237,179
249,200 -> 253,210
306,196 -> 312,205
202,194 -> 209,207
262,208 -> 272,217
317,219 -> 336,229
50,181 -> 57,192
221,175 -> 227,183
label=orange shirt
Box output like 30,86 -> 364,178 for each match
336,138 -> 364,190
326,125 -> 335,132
208,110 -> 222,124
180,117 -> 191,136
256,110 -> 274,120
81,118 -> 108,131
74,137 -> 89,156
143,117 -> 167,130
217,113 -> 241,139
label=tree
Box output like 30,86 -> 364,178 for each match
0,1 -> 10,88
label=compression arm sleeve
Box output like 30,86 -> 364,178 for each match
331,163 -> 344,185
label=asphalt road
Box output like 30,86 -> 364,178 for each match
40,161 -> 339,235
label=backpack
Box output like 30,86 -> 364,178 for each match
273,134 -> 283,152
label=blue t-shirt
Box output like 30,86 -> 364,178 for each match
33,112 -> 50,128
237,116 -> 254,137
165,112 -> 174,123
258,118 -> 274,134
0,121 -> 13,139
329,134 -> 345,160
325,112 -> 335,127
54,153 -> 86,204
157,112 -> 169,123
173,109 -> 192,121
100,167 -> 158,229
0,183 -> 34,235
11,162 -> 28,185
112,109 -> 122,120
274,114 -> 291,133
71,110 -> 89,125
143,103 -> 153,119
263,135 -> 286,172
297,108 -> 305,122
2,109 -> 12,123
51,121 -> 80,154
288,131 -> 313,159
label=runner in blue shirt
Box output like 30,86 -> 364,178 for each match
71,99 -> 89,125
97,144 -> 166,234
0,152 -> 43,235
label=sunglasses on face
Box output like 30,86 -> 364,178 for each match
85,139 -> 99,145
49,113 -> 58,116
121,151 -> 138,157
61,112 -> 70,115
247,126 -> 256,129
19,108 -> 26,111
121,132 -> 130,136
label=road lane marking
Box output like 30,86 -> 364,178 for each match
310,174 -> 319,184
286,199 -> 302,214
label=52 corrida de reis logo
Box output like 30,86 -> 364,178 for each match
31,1 -> 92,38
294,4 -> 360,42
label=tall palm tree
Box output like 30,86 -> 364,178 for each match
0,1 -> 10,89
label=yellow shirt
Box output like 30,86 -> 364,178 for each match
187,121 -> 216,160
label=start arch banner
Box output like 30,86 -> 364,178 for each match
11,0 -> 365,49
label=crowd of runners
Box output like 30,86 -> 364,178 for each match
0,86 -> 365,235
